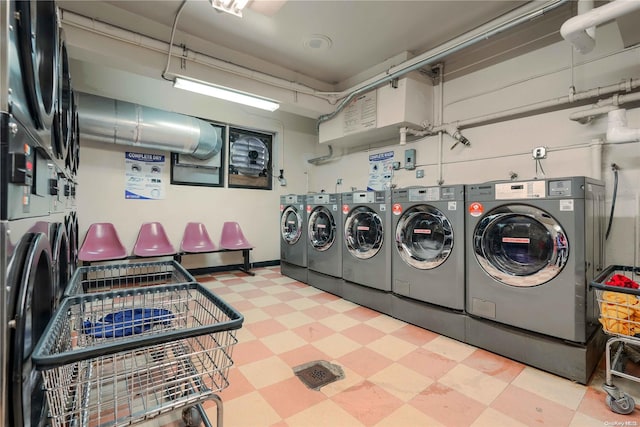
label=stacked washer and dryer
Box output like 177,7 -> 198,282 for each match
1,1 -> 79,426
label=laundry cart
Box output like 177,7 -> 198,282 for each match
33,282 -> 243,427
64,259 -> 196,297
591,265 -> 640,415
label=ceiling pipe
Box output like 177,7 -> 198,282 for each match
307,145 -> 334,165
607,109 -> 640,143
561,0 -> 640,54
317,0 -> 570,126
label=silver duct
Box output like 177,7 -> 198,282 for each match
77,92 -> 222,159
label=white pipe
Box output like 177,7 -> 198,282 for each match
561,0 -> 640,54
590,138 -> 603,180
438,131 -> 444,185
570,91 -> 640,122
427,78 -> 640,132
607,109 -> 640,143
577,0 -> 596,40
399,127 -> 407,145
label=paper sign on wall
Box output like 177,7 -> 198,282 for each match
125,152 -> 165,200
367,151 -> 394,191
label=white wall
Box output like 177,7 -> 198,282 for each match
310,22 -> 640,265
73,61 -> 319,268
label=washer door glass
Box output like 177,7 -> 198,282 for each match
8,233 -> 54,427
16,0 -> 58,130
309,206 -> 336,251
396,205 -> 453,269
281,206 -> 302,244
345,206 -> 384,259
473,204 -> 568,287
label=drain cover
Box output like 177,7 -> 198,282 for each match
293,360 -> 344,390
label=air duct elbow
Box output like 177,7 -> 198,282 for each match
561,0 -> 640,54
606,109 -> 640,143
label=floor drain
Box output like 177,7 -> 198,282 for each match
293,360 -> 345,390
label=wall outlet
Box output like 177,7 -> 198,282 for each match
392,161 -> 401,170
336,178 -> 343,185
416,169 -> 424,178
532,146 -> 547,159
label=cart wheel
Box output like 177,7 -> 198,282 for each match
182,406 -> 202,427
606,393 -> 636,415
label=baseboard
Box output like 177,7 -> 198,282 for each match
187,259 -> 280,276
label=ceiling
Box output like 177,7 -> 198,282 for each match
57,0 -> 575,96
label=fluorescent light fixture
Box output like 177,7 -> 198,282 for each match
173,76 -> 280,112
210,0 -> 250,17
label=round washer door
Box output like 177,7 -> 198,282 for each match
308,206 -> 336,251
51,222 -> 70,306
281,206 -> 303,244
396,205 -> 453,269
344,206 -> 384,259
16,0 -> 58,130
8,233 -> 54,427
473,204 -> 568,287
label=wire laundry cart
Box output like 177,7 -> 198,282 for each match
64,259 -> 196,297
33,282 -> 243,427
591,265 -> 640,415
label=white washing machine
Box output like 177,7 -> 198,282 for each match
307,193 -> 343,296
465,177 -> 605,343
280,194 -> 308,283
342,190 -> 392,314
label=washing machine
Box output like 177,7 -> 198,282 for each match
389,185 -> 467,340
280,194 -> 308,283
306,193 -> 343,296
1,2 -> 70,425
465,176 -> 605,343
342,190 -> 392,314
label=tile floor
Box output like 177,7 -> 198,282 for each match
147,266 -> 640,427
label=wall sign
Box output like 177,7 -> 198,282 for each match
367,151 -> 394,191
125,152 -> 165,200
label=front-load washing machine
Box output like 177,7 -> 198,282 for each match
390,185 -> 466,340
307,193 -> 343,296
342,190 -> 392,314
280,194 -> 308,283
465,176 -> 605,343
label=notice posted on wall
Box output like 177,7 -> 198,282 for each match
367,151 -> 394,191
343,91 -> 377,135
125,152 -> 165,200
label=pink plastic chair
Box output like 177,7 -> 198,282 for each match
180,222 -> 216,253
78,223 -> 128,261
133,222 -> 176,257
219,221 -> 253,250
